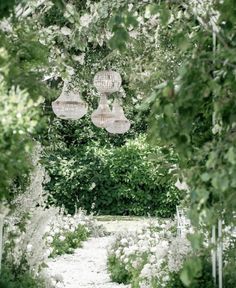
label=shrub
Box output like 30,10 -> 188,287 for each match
44,135 -> 181,217
49,224 -> 89,257
107,220 -> 178,287
0,264 -> 45,288
107,222 -> 217,288
108,254 -> 132,284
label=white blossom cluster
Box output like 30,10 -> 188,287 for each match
44,209 -> 105,256
108,220 -> 192,288
3,143 -> 105,288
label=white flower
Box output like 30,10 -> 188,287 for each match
27,244 -> 33,252
46,236 -> 53,244
80,14 -> 92,27
162,275 -> 170,282
121,238 -> 128,245
150,247 -> 156,253
149,255 -> 156,264
61,26 -> 71,35
14,237 -> 21,244
70,226 -> 75,232
54,227 -> 60,234
128,3 -> 133,12
72,53 -> 85,65
59,235 -> 66,241
141,263 -> 152,278
132,260 -> 139,269
44,248 -> 52,257
115,251 -> 120,258
64,224 -> 69,230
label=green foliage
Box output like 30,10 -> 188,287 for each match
44,135 -> 180,217
0,0 -> 16,19
50,224 -> 89,257
168,256 -> 214,288
108,254 -> 132,284
0,48 -> 44,199
0,264 -> 45,288
223,237 -> 236,287
141,1 -> 236,285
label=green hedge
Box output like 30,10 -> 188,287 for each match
44,135 -> 180,217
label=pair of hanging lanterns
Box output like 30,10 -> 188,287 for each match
52,71 -> 131,134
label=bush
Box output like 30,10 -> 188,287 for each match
107,220 -> 178,287
107,222 -> 217,288
49,224 -> 89,257
108,254 -> 132,284
44,135 -> 180,217
0,265 -> 45,288
166,257 -> 214,288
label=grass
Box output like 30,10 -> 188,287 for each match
94,215 -> 156,221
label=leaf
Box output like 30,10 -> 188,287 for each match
145,4 -> 159,18
108,27 -> 129,50
160,7 -> 170,25
125,14 -> 138,28
225,147 -> 235,164
180,267 -> 192,287
201,172 -> 210,182
181,257 -> 202,286
187,233 -> 203,251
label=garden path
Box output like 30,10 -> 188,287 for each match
46,218 -> 157,288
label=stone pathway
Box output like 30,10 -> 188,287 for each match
46,219 -> 158,288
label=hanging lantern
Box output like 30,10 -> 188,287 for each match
52,84 -> 88,120
93,70 -> 122,94
106,99 -> 131,134
91,94 -> 114,128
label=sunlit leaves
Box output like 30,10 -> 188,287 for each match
0,49 -> 43,199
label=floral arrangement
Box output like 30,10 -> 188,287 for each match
108,220 -> 191,288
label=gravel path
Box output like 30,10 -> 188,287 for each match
46,220 -> 156,288
47,236 -> 129,288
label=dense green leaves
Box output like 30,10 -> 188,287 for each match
44,135 -> 180,217
0,48 -> 44,199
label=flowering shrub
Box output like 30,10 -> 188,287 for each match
108,221 -> 183,288
108,219 -> 219,288
107,220 -> 189,288
44,210 -> 104,258
2,144 -> 105,287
